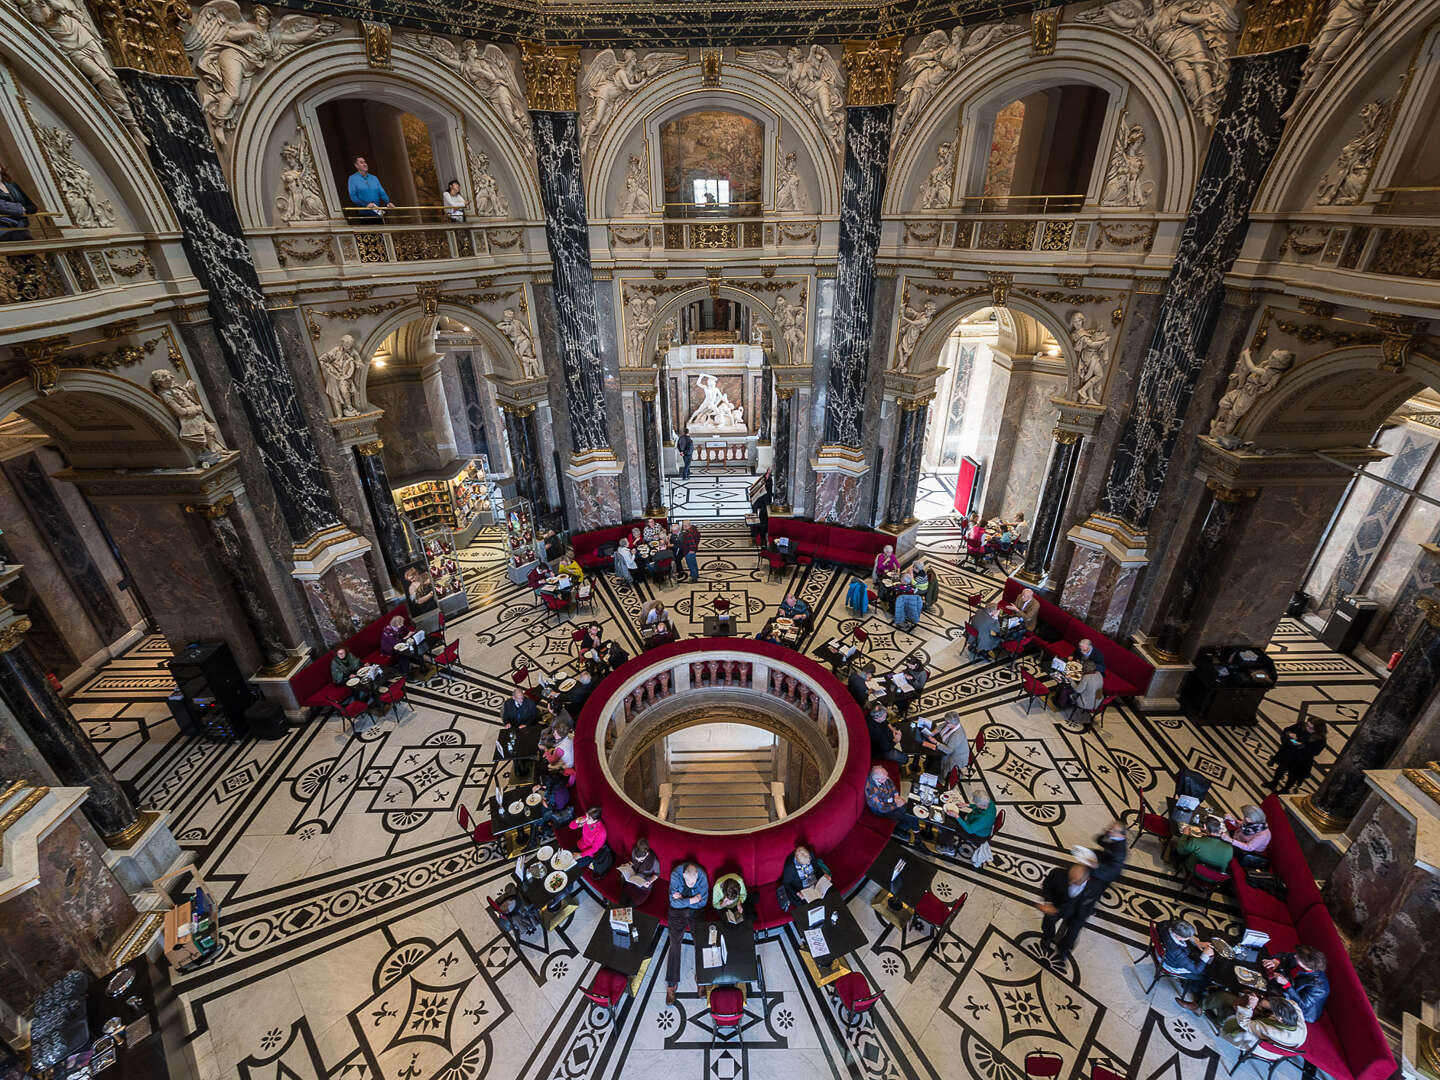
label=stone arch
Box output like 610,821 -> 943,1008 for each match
0,369 -> 200,469
586,66 -> 841,219
229,45 -> 542,228
886,30 -> 1197,216
635,283 -> 801,369
904,293 -> 1078,389
353,300 -> 532,404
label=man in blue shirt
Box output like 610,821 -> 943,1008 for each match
665,861 -> 708,1004
347,156 -> 394,219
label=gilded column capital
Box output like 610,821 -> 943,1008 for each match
776,387 -> 795,401
520,42 -> 582,111
1052,428 -> 1082,445
1417,589 -> 1440,630
0,616 -> 33,653
1205,478 -> 1258,503
637,389 -> 657,403
183,492 -> 236,518
1236,0 -> 1327,54
88,0 -> 192,76
841,38 -> 902,106
501,402 -> 538,418
356,439 -> 386,456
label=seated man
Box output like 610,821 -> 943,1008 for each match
711,872 -> 750,924
379,613 -> 417,675
1056,659 -> 1105,718
606,640 -> 630,670
566,671 -> 597,714
620,837 -> 660,904
1175,815 -> 1233,874
1262,945 -> 1330,1022
777,845 -> 831,911
330,646 -> 362,687
1159,918 -> 1216,1009
848,662 -> 875,708
1204,992 -> 1307,1054
502,687 -> 539,728
1073,638 -> 1107,675
865,764 -> 920,838
893,574 -> 923,631
641,600 -> 674,636
613,539 -> 637,583
1014,587 -> 1041,633
968,604 -> 1005,654
868,704 -> 906,765
778,593 -> 811,624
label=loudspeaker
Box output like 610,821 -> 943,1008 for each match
166,641 -> 254,738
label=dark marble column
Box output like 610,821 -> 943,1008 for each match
639,391 -> 664,515
900,401 -> 929,523
884,404 -> 920,526
0,615 -> 137,842
1149,481 -> 1259,661
772,389 -> 794,513
185,496 -> 289,670
353,441 -> 418,586
1019,432 -> 1083,584
503,404 -> 542,507
758,362 -> 773,445
1303,590 -> 1440,826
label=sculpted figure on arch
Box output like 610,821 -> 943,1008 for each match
497,308 -> 543,380
21,0 -> 147,145
772,293 -> 807,362
894,21 -> 1027,140
895,300 -> 938,370
318,333 -> 364,417
733,46 -> 846,154
150,370 -> 228,456
410,37 -> 534,154
1210,347 -> 1296,437
580,50 -> 687,156
1068,311 -> 1111,405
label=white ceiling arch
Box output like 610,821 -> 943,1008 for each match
352,300 -> 532,405
903,291 -> 1079,390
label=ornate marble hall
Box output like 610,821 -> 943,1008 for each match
0,0 -> 1438,1076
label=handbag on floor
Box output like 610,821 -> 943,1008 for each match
971,840 -> 993,868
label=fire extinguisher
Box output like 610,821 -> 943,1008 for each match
1388,650 -> 1403,671
45,671 -> 63,693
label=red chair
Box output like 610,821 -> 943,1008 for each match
1025,1050 -> 1064,1078
570,628 -> 589,656
543,591 -> 572,623
1135,790 -> 1173,855
1089,694 -> 1118,731
378,676 -> 413,719
1021,669 -> 1052,714
1092,1067 -> 1128,1080
575,580 -> 594,613
1002,632 -> 1038,668
766,551 -> 785,579
527,566 -> 545,604
832,972 -> 884,1026
434,640 -> 461,675
713,596 -> 732,614
965,591 -> 984,608
458,804 -> 472,834
708,986 -> 746,1046
511,665 -> 531,689
905,890 -> 967,958
1231,1039 -> 1305,1079
945,765 -> 961,791
965,728 -> 987,783
1181,861 -> 1231,903
581,967 -> 630,1021
1133,921 -> 1188,996
338,698 -> 370,734
964,624 -> 982,660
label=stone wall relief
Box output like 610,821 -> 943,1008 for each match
1077,0 -> 1240,126
1209,346 -> 1297,437
495,303 -> 543,381
686,372 -> 746,432
35,125 -> 116,227
772,290 -> 808,364
273,124 -> 327,222
580,49 -> 688,157
184,2 -> 341,150
1099,110 -> 1153,207
149,369 -> 228,458
1067,309 -> 1111,404
916,139 -> 955,209
893,20 -> 1027,142
1299,0 -> 1381,101
19,0 -> 146,144
774,145 -> 811,211
405,37 -> 533,155
463,136 -> 510,216
616,152 -> 651,215
622,285 -> 659,366
1315,99 -> 1389,206
317,332 -> 365,417
893,290 -> 938,370
732,46 -> 845,155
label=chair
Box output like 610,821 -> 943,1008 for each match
581,967 -> 630,1022
1021,669 -> 1052,714
378,677 -> 413,719
527,567 -> 545,605
850,625 -> 870,665
1230,1040 -> 1304,1079
1092,1067 -> 1128,1080
1070,693 -> 1118,731
964,728 -> 987,783
994,538 -> 1016,571
1134,790 -> 1173,854
511,664 -> 532,689
1001,632 -> 1037,668
964,624 -> 982,660
575,580 -> 594,613
945,765 -> 961,791
458,804 -> 472,834
766,551 -> 785,580
338,698 -> 370,734
832,972 -> 884,1026
543,591 -> 572,623
434,640 -> 461,677
707,985 -> 746,1046
1025,1051 -> 1064,1079
570,628 -> 589,657
713,596 -> 732,615
905,890 -> 967,959
1181,861 -> 1231,902
965,591 -> 985,608
964,541 -> 989,572
1133,921 -> 1187,996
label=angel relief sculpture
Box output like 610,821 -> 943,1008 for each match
895,21 -> 1026,139
409,37 -> 533,153
185,2 -> 339,147
733,46 -> 845,154
580,50 -> 687,155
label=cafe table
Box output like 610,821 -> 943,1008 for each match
694,917 -> 761,989
794,892 -> 866,987
585,908 -> 663,992
867,840 -> 938,909
489,785 -> 548,848
516,848 -> 585,909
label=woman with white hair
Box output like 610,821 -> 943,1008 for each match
1228,804 -> 1271,855
873,544 -> 899,581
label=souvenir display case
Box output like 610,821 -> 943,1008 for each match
453,460 -> 499,543
504,497 -> 543,585
419,527 -> 470,616
394,477 -> 456,531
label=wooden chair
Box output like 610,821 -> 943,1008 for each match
850,625 -> 871,666
1021,669 -> 1052,714
766,550 -> 785,580
1001,631 -> 1038,668
458,804 -> 472,834
832,972 -> 884,1026
1069,693 -> 1118,731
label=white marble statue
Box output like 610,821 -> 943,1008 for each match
273,131 -> 326,222
1301,0 -> 1379,95
895,21 -> 1026,139
894,300 -> 937,370
1210,348 -> 1296,436
409,37 -> 534,153
150,370 -> 227,456
1099,112 -> 1152,208
465,137 -> 510,216
580,50 -> 687,155
687,373 -> 745,431
496,308 -> 542,380
185,2 -> 340,147
624,290 -> 658,365
918,141 -> 955,209
1079,0 -> 1239,126
774,151 -> 810,212
1315,100 -> 1388,206
36,125 -> 115,228
318,333 -> 364,417
616,154 -> 650,216
734,46 -> 845,154
1069,311 -> 1111,405
21,0 -> 146,145
773,293 -> 807,362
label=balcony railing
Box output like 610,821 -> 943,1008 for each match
604,215 -> 821,252
1274,215 -> 1440,282
264,219 -> 530,268
898,213 -> 1158,255
0,236 -> 155,307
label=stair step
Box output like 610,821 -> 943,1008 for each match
669,793 -> 769,807
669,775 -> 771,789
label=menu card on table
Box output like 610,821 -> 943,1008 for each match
804,927 -> 830,957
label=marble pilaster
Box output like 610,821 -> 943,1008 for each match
639,391 -> 664,515
758,361 -> 773,445
884,398 -> 930,526
1018,400 -> 1104,587
772,389 -> 794,513
352,440 -> 419,589
370,362 -> 459,478
183,495 -> 290,670
502,403 -> 543,509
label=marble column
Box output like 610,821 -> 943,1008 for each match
503,403 -> 542,508
1149,481 -> 1260,661
0,602 -> 137,843
183,495 -> 289,670
884,399 -> 929,526
353,441 -> 419,586
1018,430 -> 1083,585
772,389 -> 794,513
639,391 -> 664,516
1302,589 -> 1440,827
758,362 -> 773,445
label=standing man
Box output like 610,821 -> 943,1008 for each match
676,427 -> 694,480
347,156 -> 395,219
1092,821 -> 1128,897
665,861 -> 709,1005
1035,851 -> 1100,963
680,520 -> 701,583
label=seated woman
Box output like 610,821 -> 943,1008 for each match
873,544 -> 899,582
613,539 -> 637,583
621,837 -> 661,904
1228,804 -> 1272,857
640,600 -> 676,641
1203,991 -> 1307,1054
948,792 -> 996,837
581,621 -> 605,653
379,613 -> 417,676
710,871 -> 751,924
1056,659 -> 1105,720
777,845 -> 831,911
556,554 -> 584,583
643,518 -> 667,546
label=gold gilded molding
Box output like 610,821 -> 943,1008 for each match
988,271 -> 1013,308
1031,8 -> 1060,55
1417,593 -> 1440,629
0,616 -> 32,653
104,808 -> 158,849
0,783 -> 50,868
521,42 -> 582,111
362,21 -> 392,68
701,49 -> 721,86
356,439 -> 386,456
842,38 -> 902,106
90,0 -> 191,77
1206,478 -> 1258,502
183,493 -> 236,518
1401,761 -> 1440,804
1419,1021 -> 1440,1079
1052,428 -> 1081,445
1236,0 -> 1327,54
1296,793 -> 1349,832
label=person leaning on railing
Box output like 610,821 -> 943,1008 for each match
0,163 -> 39,242
346,155 -> 394,220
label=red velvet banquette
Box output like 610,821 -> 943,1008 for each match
1001,578 -> 1154,698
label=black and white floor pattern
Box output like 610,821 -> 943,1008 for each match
70,518 -> 1380,1080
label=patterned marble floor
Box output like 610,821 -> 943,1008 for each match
69,517 -> 1382,1080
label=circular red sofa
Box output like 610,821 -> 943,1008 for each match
566,637 -> 894,929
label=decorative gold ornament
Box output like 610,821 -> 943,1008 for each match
416,282 -> 440,315
1031,8 -> 1060,55
0,616 -> 33,653
1401,761 -> 1440,805
520,42 -> 582,111
1370,313 -> 1426,374
1417,591 -> 1440,629
1236,0 -> 1328,55
183,493 -> 236,518
842,38 -> 902,106
1295,793 -> 1350,832
362,21 -> 392,68
16,337 -> 68,395
0,783 -> 51,867
637,389 -> 657,402
701,49 -> 721,86
90,0 -> 192,77
988,271 -> 1013,308
1052,428 -> 1081,445
776,387 -> 795,400
706,267 -> 722,298
1206,478 -> 1258,502
103,809 -> 156,848
355,439 -> 386,456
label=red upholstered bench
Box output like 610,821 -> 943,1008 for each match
767,519 -> 894,572
1001,578 -> 1154,698
573,518 -> 668,573
288,603 -> 409,714
1228,795 -> 1394,1080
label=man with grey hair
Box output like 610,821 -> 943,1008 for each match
935,712 -> 970,781
1158,917 -> 1215,1010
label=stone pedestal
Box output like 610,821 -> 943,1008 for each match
566,452 -> 625,531
811,445 -> 869,526
291,526 -> 382,646
1059,515 -> 1148,637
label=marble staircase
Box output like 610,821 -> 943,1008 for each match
667,748 -> 775,830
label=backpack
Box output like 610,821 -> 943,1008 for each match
589,843 -> 615,876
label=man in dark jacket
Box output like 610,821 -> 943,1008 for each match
1264,945 -> 1330,1022
1158,918 -> 1215,1007
777,844 -> 832,911
676,429 -> 694,479
502,687 -> 538,728
1035,855 -> 1100,962
1093,821 -> 1128,891
848,663 -> 873,708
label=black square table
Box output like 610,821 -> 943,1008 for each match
495,725 -> 544,764
794,891 -> 866,967
489,786 -> 547,838
907,797 -> 963,842
694,918 -> 759,987
517,852 -> 585,908
867,840 -> 938,909
584,910 -> 662,977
